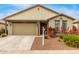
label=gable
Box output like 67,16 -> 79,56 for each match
4,5 -> 59,21
48,14 -> 75,22
53,16 -> 74,21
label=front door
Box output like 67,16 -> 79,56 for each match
40,22 -> 47,35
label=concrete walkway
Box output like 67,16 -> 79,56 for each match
0,36 -> 35,50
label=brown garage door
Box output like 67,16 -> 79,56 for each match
12,22 -> 38,35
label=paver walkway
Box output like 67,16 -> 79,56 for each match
0,36 -> 35,50
32,37 -> 79,50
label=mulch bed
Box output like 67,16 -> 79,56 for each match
31,37 -> 79,50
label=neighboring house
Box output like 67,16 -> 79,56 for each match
73,20 -> 79,29
3,5 -> 76,35
0,21 -> 7,30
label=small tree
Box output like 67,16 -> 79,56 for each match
47,27 -> 57,38
47,27 -> 53,37
60,26 -> 67,33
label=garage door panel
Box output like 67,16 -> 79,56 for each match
13,23 -> 38,35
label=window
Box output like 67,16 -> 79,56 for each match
55,20 -> 60,31
62,20 -> 67,31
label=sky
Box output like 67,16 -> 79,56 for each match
0,4 -> 79,20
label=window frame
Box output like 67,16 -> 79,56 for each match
55,20 -> 60,30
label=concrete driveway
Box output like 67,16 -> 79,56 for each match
0,36 -> 35,50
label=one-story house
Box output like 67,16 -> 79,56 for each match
3,5 -> 76,35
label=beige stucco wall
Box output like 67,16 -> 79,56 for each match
48,16 -> 74,30
0,24 -> 5,30
7,22 -> 13,35
5,6 -> 58,20
73,23 -> 79,29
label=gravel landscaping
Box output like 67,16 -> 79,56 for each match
31,37 -> 79,50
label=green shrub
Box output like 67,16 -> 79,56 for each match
0,28 -> 7,37
1,34 -> 7,37
0,31 -> 2,35
62,34 -> 79,48
1,28 -> 5,34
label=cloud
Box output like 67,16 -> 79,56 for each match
0,14 -> 6,19
0,4 -> 33,19
10,4 -> 33,9
52,6 -> 79,19
0,4 -> 79,20
0,9 -> 16,19
61,8 -> 79,19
